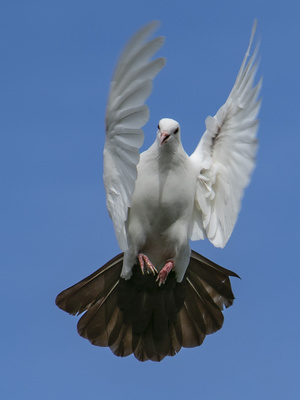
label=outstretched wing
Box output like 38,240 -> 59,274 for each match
190,20 -> 262,248
104,22 -> 166,250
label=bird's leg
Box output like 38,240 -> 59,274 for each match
138,253 -> 158,275
156,260 -> 175,286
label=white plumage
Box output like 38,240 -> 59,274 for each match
104,20 -> 261,282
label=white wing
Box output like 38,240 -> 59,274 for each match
104,22 -> 166,251
190,20 -> 262,248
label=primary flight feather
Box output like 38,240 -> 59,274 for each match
56,21 -> 261,361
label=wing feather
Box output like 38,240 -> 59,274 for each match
190,21 -> 261,247
104,22 -> 166,250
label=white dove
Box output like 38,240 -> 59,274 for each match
56,21 -> 261,362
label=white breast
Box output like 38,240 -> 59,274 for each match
126,146 -> 197,269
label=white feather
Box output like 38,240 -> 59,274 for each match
104,22 -> 166,250
190,20 -> 261,247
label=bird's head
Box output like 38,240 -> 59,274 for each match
157,118 -> 181,149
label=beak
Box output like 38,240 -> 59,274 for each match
160,131 -> 170,146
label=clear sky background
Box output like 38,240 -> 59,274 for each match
1,1 -> 299,399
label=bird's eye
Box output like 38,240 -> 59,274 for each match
157,124 -> 160,130
174,127 -> 179,134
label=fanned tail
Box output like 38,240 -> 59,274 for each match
56,250 -> 239,362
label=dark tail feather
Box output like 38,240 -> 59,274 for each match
56,250 -> 239,362
55,253 -> 123,315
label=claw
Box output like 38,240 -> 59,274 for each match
156,260 -> 174,286
138,253 -> 158,275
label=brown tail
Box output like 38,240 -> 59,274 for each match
56,250 -> 239,362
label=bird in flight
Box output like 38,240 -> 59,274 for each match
56,21 -> 261,361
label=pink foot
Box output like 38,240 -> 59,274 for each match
138,253 -> 158,275
156,260 -> 174,286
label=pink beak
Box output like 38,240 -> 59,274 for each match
160,131 -> 170,146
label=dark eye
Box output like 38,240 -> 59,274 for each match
174,127 -> 179,134
157,124 -> 160,130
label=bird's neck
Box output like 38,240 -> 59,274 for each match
156,141 -> 186,169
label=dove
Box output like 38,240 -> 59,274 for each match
56,21 -> 261,362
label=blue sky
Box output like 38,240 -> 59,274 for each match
1,0 -> 299,399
